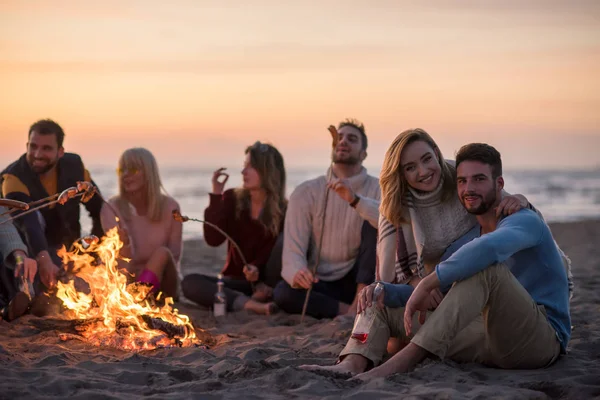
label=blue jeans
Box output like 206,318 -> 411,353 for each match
273,221 -> 377,319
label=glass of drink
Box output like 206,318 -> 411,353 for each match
351,282 -> 383,343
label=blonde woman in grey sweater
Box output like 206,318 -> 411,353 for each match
371,128 -> 572,310
274,119 -> 381,319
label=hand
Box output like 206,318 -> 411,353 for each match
408,275 -> 422,288
117,226 -> 130,246
496,194 -> 528,217
404,283 -> 431,336
327,178 -> 355,203
357,283 -> 385,314
243,264 -> 260,282
427,288 -> 444,310
38,256 -> 59,288
13,251 -> 37,283
292,268 -> 318,289
211,167 -> 229,195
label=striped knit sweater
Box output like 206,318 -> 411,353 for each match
376,162 -> 575,298
281,167 -> 380,284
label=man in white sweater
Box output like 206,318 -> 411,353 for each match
274,119 -> 381,319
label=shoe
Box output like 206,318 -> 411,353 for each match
1,292 -> 31,321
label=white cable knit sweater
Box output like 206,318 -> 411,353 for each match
281,167 -> 380,284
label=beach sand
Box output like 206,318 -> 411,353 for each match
1,220 -> 599,399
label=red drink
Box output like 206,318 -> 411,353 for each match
351,332 -> 368,343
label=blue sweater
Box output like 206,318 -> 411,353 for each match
382,209 -> 571,352
435,209 -> 571,351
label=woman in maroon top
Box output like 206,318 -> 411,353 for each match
181,141 -> 286,315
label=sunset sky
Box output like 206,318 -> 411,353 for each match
1,0 -> 599,170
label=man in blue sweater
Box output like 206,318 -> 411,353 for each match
301,143 -> 571,379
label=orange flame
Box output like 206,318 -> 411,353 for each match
55,228 -> 199,351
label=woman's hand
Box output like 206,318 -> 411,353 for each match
211,167 -> 229,195
496,194 -> 528,217
243,264 -> 260,282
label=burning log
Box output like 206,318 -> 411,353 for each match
51,228 -> 204,351
141,315 -> 188,338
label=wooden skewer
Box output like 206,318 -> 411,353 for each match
0,192 -> 86,225
172,210 -> 256,292
300,125 -> 339,323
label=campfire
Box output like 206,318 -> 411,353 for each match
54,228 -> 202,351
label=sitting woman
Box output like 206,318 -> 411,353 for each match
100,147 -> 182,299
181,141 -> 286,315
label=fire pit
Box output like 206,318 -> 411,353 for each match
52,228 -> 207,351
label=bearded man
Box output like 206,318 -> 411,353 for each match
1,119 -> 104,290
301,143 -> 570,378
274,118 -> 380,319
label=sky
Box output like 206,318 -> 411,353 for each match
1,0 -> 599,171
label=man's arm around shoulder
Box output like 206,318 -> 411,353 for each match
435,210 -> 544,289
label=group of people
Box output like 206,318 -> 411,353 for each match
0,117 -> 573,378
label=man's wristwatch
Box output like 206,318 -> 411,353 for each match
349,194 -> 360,208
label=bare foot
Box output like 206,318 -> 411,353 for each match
351,365 -> 393,381
351,343 -> 428,381
244,299 -> 278,315
251,282 -> 273,302
300,355 -> 369,376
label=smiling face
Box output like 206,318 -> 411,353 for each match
26,131 -> 64,175
118,162 -> 146,194
331,125 -> 366,165
457,160 -> 504,215
241,152 -> 262,190
400,140 -> 442,192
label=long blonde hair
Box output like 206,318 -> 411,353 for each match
235,141 -> 287,237
116,147 -> 166,222
379,129 -> 456,226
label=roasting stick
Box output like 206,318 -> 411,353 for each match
0,182 -> 99,224
299,125 -> 339,323
172,210 -> 256,293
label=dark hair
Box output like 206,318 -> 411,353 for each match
28,119 -> 65,147
455,143 -> 502,178
235,141 -> 287,237
337,118 -> 368,150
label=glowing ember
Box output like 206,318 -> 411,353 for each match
55,228 -> 199,351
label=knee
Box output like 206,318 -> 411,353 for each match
273,281 -> 296,308
484,263 -> 511,279
180,274 -> 198,298
156,246 -> 174,259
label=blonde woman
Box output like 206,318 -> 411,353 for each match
181,141 -> 286,315
300,130 -> 572,376
374,128 -> 572,299
100,148 -> 182,299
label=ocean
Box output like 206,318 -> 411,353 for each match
81,166 -> 600,240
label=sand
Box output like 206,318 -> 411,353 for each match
1,219 -> 599,399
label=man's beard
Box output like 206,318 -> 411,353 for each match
462,187 -> 497,215
28,159 -> 57,175
331,150 -> 361,165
